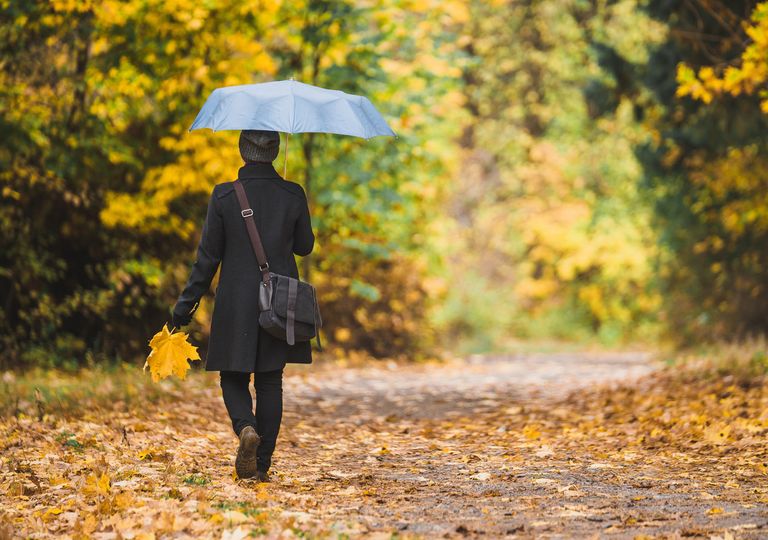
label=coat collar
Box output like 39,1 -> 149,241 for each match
237,161 -> 282,180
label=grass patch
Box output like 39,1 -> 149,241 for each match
54,431 -> 84,451
671,337 -> 768,383
0,363 -> 203,418
182,474 -> 210,486
213,500 -> 265,518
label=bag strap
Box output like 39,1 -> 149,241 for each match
234,178 -> 323,351
286,278 -> 297,345
312,286 -> 322,351
232,180 -> 270,284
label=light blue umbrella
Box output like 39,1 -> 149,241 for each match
189,80 -> 396,176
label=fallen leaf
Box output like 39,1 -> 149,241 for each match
97,472 -> 111,495
703,424 -> 731,445
523,425 -> 541,440
221,526 -> 251,540
41,507 -> 63,522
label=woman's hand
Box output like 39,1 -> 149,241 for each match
171,310 -> 192,330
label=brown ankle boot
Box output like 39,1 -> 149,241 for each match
235,426 -> 260,479
255,470 -> 270,483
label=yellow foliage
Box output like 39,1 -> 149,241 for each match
101,133 -> 241,238
676,2 -> 768,111
687,145 -> 768,236
508,143 -> 658,328
676,63 -> 714,104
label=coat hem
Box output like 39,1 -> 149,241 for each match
204,359 -> 312,372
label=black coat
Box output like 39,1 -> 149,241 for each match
173,161 -> 315,372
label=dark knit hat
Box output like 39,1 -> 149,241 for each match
239,130 -> 280,163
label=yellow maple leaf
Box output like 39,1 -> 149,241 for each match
42,507 -> 63,522
144,324 -> 200,382
703,423 -> 731,445
523,424 -> 541,440
83,471 -> 111,497
97,471 -> 111,495
255,484 -> 270,501
137,448 -> 159,460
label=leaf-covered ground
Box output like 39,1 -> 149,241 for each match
2,353 -> 767,539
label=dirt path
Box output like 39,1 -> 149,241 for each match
277,352 -> 657,537
270,353 -> 765,538
285,351 -> 655,421
3,352 -> 767,539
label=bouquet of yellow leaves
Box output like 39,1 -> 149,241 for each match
144,324 -> 201,382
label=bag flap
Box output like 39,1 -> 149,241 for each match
272,276 -> 319,325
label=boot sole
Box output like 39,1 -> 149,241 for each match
235,427 -> 261,479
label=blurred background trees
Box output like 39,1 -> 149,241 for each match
1,0 -> 767,369
622,0 -> 767,343
435,0 -> 663,350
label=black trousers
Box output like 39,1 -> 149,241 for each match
219,368 -> 283,473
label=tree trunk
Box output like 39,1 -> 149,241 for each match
66,13 -> 93,130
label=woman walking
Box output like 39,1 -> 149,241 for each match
170,129 -> 314,482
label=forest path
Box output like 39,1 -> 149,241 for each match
284,351 -> 655,422
266,353 -> 765,538
277,352 -> 657,537
4,352 -> 767,539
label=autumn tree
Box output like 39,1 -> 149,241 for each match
676,2 -> 768,112
0,0 -> 462,366
594,0 -> 768,342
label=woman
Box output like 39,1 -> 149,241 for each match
171,129 -> 314,482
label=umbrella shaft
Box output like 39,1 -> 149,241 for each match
284,132 -> 289,178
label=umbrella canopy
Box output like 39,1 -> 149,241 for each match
189,80 -> 396,139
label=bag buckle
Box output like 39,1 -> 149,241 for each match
259,262 -> 270,271
241,208 -> 253,218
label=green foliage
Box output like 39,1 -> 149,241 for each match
4,0 -> 768,365
603,0 -> 768,343
0,0 -> 462,367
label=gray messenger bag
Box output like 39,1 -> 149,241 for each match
233,180 -> 322,349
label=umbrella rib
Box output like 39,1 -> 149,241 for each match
362,97 -> 396,138
363,97 -> 374,139
210,91 -> 238,132
341,97 -> 369,138
356,97 -> 377,139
